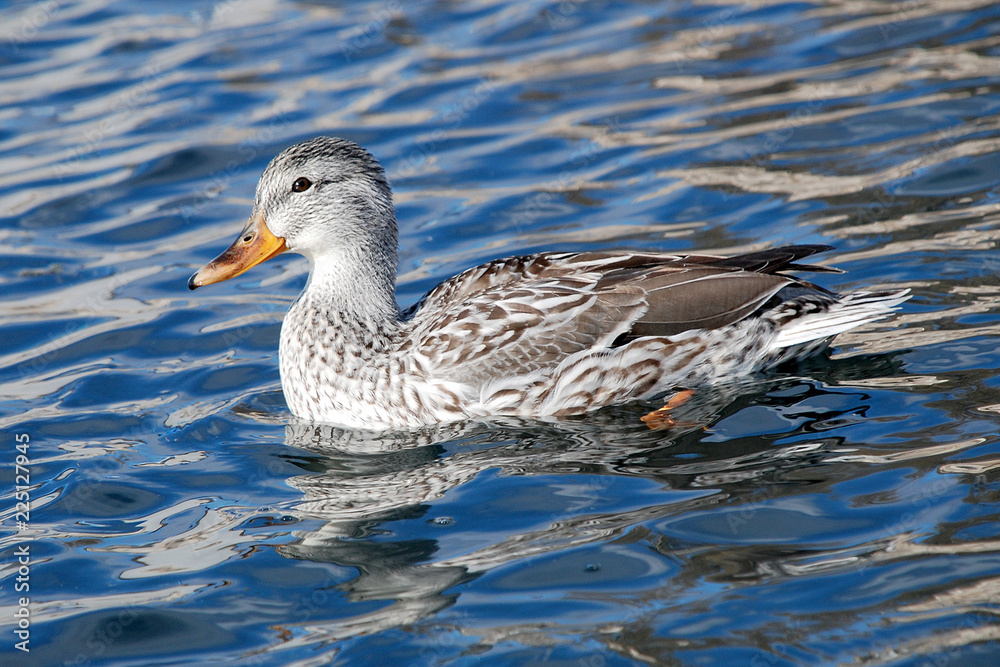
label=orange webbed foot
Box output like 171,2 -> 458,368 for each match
640,389 -> 697,430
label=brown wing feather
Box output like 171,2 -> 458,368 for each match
627,270 -> 791,338
406,245 -> 835,384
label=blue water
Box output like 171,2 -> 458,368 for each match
3,0 -> 1000,664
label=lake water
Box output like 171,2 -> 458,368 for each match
3,0 -> 1000,665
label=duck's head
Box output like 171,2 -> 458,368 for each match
188,136 -> 397,292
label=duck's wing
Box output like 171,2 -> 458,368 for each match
404,253 -> 648,385
601,244 -> 839,340
405,246 -> 834,385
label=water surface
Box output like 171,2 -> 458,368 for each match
3,1 -> 1000,665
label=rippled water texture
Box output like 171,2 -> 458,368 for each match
3,1 -> 1000,664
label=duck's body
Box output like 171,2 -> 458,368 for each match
190,137 -> 908,430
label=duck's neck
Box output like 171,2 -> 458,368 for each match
280,264 -> 402,424
300,247 -> 400,324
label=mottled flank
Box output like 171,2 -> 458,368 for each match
192,137 -> 910,430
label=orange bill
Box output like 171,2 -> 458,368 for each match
188,212 -> 287,290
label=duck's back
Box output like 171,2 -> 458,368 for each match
398,245 -> 906,419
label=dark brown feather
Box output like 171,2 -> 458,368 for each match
627,271 -> 791,338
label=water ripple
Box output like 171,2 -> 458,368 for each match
4,0 -> 1000,664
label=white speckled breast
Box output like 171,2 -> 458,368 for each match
279,291 -> 469,429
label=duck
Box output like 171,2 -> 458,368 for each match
188,136 -> 909,430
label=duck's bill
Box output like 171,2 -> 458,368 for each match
188,213 -> 287,290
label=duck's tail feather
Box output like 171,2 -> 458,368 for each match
769,288 -> 910,353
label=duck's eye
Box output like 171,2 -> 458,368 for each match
291,177 -> 312,193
